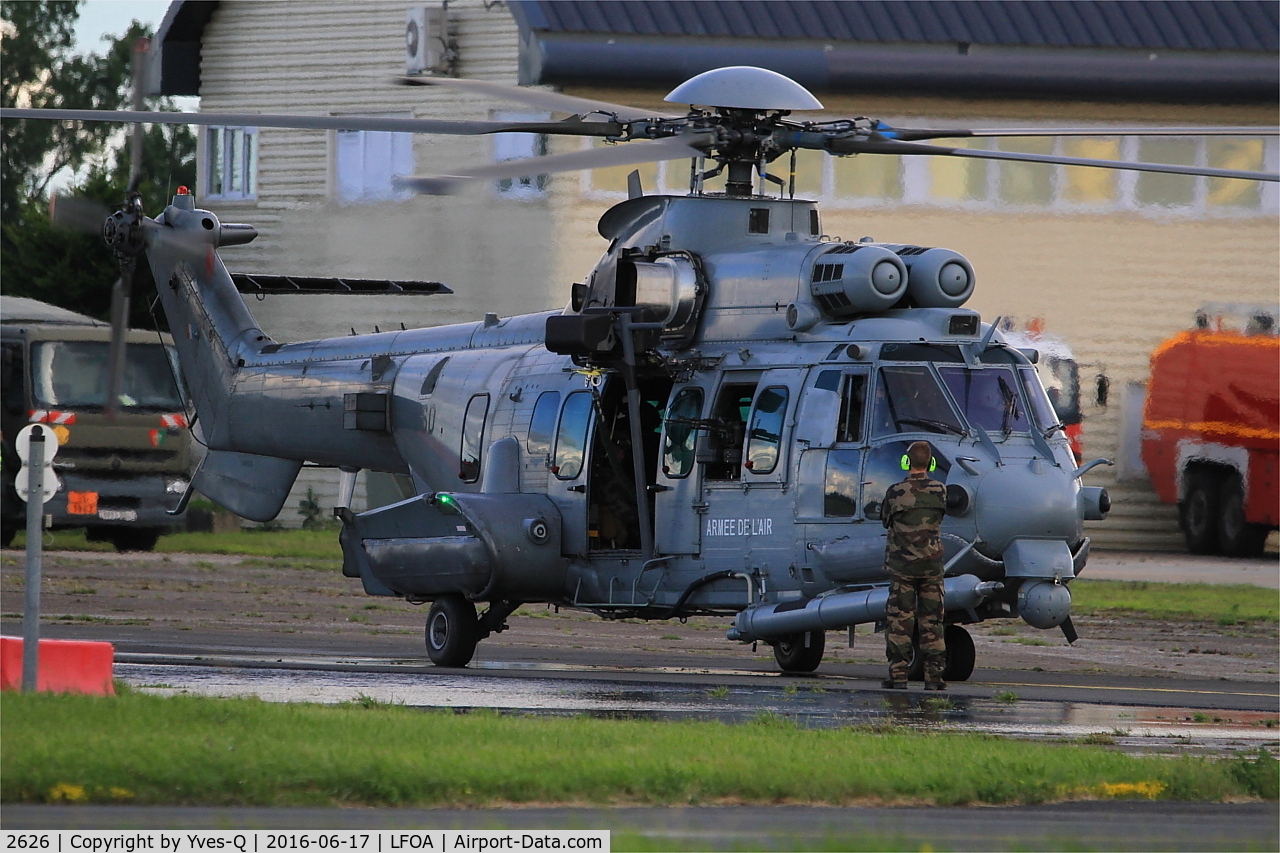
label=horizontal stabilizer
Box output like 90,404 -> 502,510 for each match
192,449 -> 302,522
231,273 -> 451,295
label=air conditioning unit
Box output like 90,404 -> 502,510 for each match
405,7 -> 433,75
406,5 -> 455,76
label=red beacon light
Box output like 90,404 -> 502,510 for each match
171,185 -> 195,210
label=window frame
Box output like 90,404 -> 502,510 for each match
203,125 -> 258,201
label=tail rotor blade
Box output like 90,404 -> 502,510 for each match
103,275 -> 131,421
48,194 -> 111,234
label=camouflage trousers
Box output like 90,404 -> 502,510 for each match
885,573 -> 946,683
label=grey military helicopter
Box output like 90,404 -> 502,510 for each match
7,66 -> 1277,677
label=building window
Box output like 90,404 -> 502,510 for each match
334,126 -> 413,203
205,126 -> 257,200
493,111 -> 548,198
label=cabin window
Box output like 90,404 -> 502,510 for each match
528,390 -> 560,457
824,449 -> 861,517
837,373 -> 867,443
704,382 -> 756,480
939,366 -> 1030,435
552,390 -> 593,480
809,208 -> 820,235
205,126 -> 257,200
871,366 -> 964,438
662,387 -> 703,479
745,386 -> 788,474
459,394 -> 489,483
748,208 -> 770,234
418,357 -> 449,396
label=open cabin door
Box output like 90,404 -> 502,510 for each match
654,382 -> 704,555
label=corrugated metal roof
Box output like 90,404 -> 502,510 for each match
1,296 -> 105,326
514,1 -> 1278,53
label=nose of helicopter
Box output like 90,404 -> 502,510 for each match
972,460 -> 1082,554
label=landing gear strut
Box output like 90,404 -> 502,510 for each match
424,596 -> 520,668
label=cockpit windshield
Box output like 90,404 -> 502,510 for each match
871,365 -> 965,437
938,366 -> 1030,435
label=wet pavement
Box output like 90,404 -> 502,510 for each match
116,659 -> 1280,757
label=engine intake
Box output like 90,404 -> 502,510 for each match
808,244 -> 907,318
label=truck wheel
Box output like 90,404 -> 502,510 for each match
1181,474 -> 1219,555
110,528 -> 160,552
425,595 -> 480,667
1217,474 -> 1267,558
773,630 -> 825,673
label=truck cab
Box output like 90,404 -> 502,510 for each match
1,297 -> 192,550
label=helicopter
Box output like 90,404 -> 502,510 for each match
4,66 -> 1276,678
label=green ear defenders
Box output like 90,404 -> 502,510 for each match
900,454 -> 938,472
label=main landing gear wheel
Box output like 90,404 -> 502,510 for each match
906,624 -> 975,682
773,630 -> 825,673
425,594 -> 480,667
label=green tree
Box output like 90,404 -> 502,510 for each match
1,4 -> 195,327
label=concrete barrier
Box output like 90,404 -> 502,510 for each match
0,636 -> 114,695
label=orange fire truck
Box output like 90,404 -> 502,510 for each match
1141,304 -> 1279,557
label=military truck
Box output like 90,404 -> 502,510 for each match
1141,303 -> 1279,557
1,297 -> 192,550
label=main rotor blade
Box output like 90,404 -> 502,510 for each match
880,123 -> 1279,142
399,76 -> 678,122
395,134 -> 708,195
0,107 -> 622,137
855,137 -> 1279,182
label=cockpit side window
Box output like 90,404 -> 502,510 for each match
871,366 -> 965,438
938,366 -> 1030,435
837,373 -> 867,443
745,386 -> 788,474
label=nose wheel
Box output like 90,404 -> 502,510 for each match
425,594 -> 480,667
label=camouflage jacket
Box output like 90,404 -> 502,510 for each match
881,473 -> 947,578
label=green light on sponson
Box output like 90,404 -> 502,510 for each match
434,492 -> 461,514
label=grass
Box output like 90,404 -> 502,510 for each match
1,691 -> 1275,808
1070,580 -> 1278,625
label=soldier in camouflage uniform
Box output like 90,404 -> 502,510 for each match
880,440 -> 948,690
